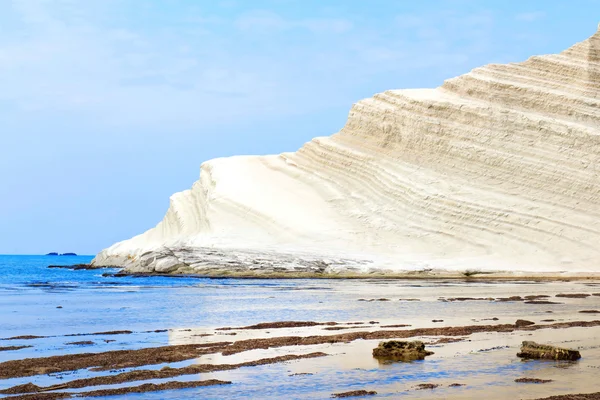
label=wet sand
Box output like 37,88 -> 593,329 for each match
3,279 -> 600,399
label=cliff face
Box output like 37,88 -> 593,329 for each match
93,28 -> 600,275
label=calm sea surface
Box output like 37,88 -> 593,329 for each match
2,255 -> 600,399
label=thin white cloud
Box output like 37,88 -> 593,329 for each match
235,10 -> 352,34
0,0 -> 555,132
234,10 -> 287,31
515,12 -> 546,22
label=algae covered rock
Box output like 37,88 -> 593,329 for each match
331,390 -> 377,398
372,340 -> 434,362
517,341 -> 581,361
515,319 -> 535,327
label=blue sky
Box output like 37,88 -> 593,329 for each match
1,0 -> 598,255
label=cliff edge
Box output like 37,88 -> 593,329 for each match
93,27 -> 600,277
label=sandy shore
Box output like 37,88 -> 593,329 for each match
2,280 -> 600,399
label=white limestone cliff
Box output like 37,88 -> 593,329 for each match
92,27 -> 600,276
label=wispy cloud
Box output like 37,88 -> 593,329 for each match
0,0 -> 568,131
2,0 -> 597,254
515,11 -> 546,22
235,10 -> 352,34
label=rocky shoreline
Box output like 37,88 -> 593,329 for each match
2,318 -> 600,398
4,277 -> 600,398
90,245 -> 600,280
50,263 -> 600,281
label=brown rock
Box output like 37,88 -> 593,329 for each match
372,340 -> 434,362
496,296 -> 523,302
517,341 -> 581,361
524,295 -> 550,300
515,319 -> 535,327
0,383 -> 42,395
0,345 -> 32,352
515,378 -> 553,383
415,383 -> 440,390
332,390 -> 377,398
3,335 -> 45,341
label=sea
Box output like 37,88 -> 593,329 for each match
1,254 -> 600,399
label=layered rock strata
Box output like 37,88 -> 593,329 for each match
93,27 -> 600,276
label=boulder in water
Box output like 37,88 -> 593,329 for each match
517,341 -> 581,361
372,340 -> 434,362
515,319 -> 535,327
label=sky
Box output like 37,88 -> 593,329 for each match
1,0 -> 598,255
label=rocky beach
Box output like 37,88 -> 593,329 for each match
2,256 -> 600,399
2,7 -> 600,400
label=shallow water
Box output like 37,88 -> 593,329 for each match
1,255 -> 600,399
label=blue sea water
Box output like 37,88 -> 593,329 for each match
2,254 -> 425,339
1,255 -> 599,399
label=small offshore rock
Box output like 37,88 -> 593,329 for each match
48,264 -> 94,270
415,383 -> 440,390
517,341 -> 581,361
372,340 -> 434,362
515,319 -> 535,327
331,390 -> 377,398
449,383 -> 465,387
524,295 -> 550,300
0,345 -> 32,352
496,296 -> 523,302
4,335 -> 45,341
380,324 -> 411,328
515,378 -> 553,383
431,337 -> 464,344
555,293 -> 590,298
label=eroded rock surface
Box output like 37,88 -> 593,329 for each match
517,341 -> 581,361
94,26 -> 600,276
372,340 -> 434,362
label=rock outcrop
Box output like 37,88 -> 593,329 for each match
93,26 -> 600,276
372,340 -> 434,362
517,341 -> 581,361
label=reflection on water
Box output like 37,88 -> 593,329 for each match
1,255 -> 600,399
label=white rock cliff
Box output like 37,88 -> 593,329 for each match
93,27 -> 600,276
